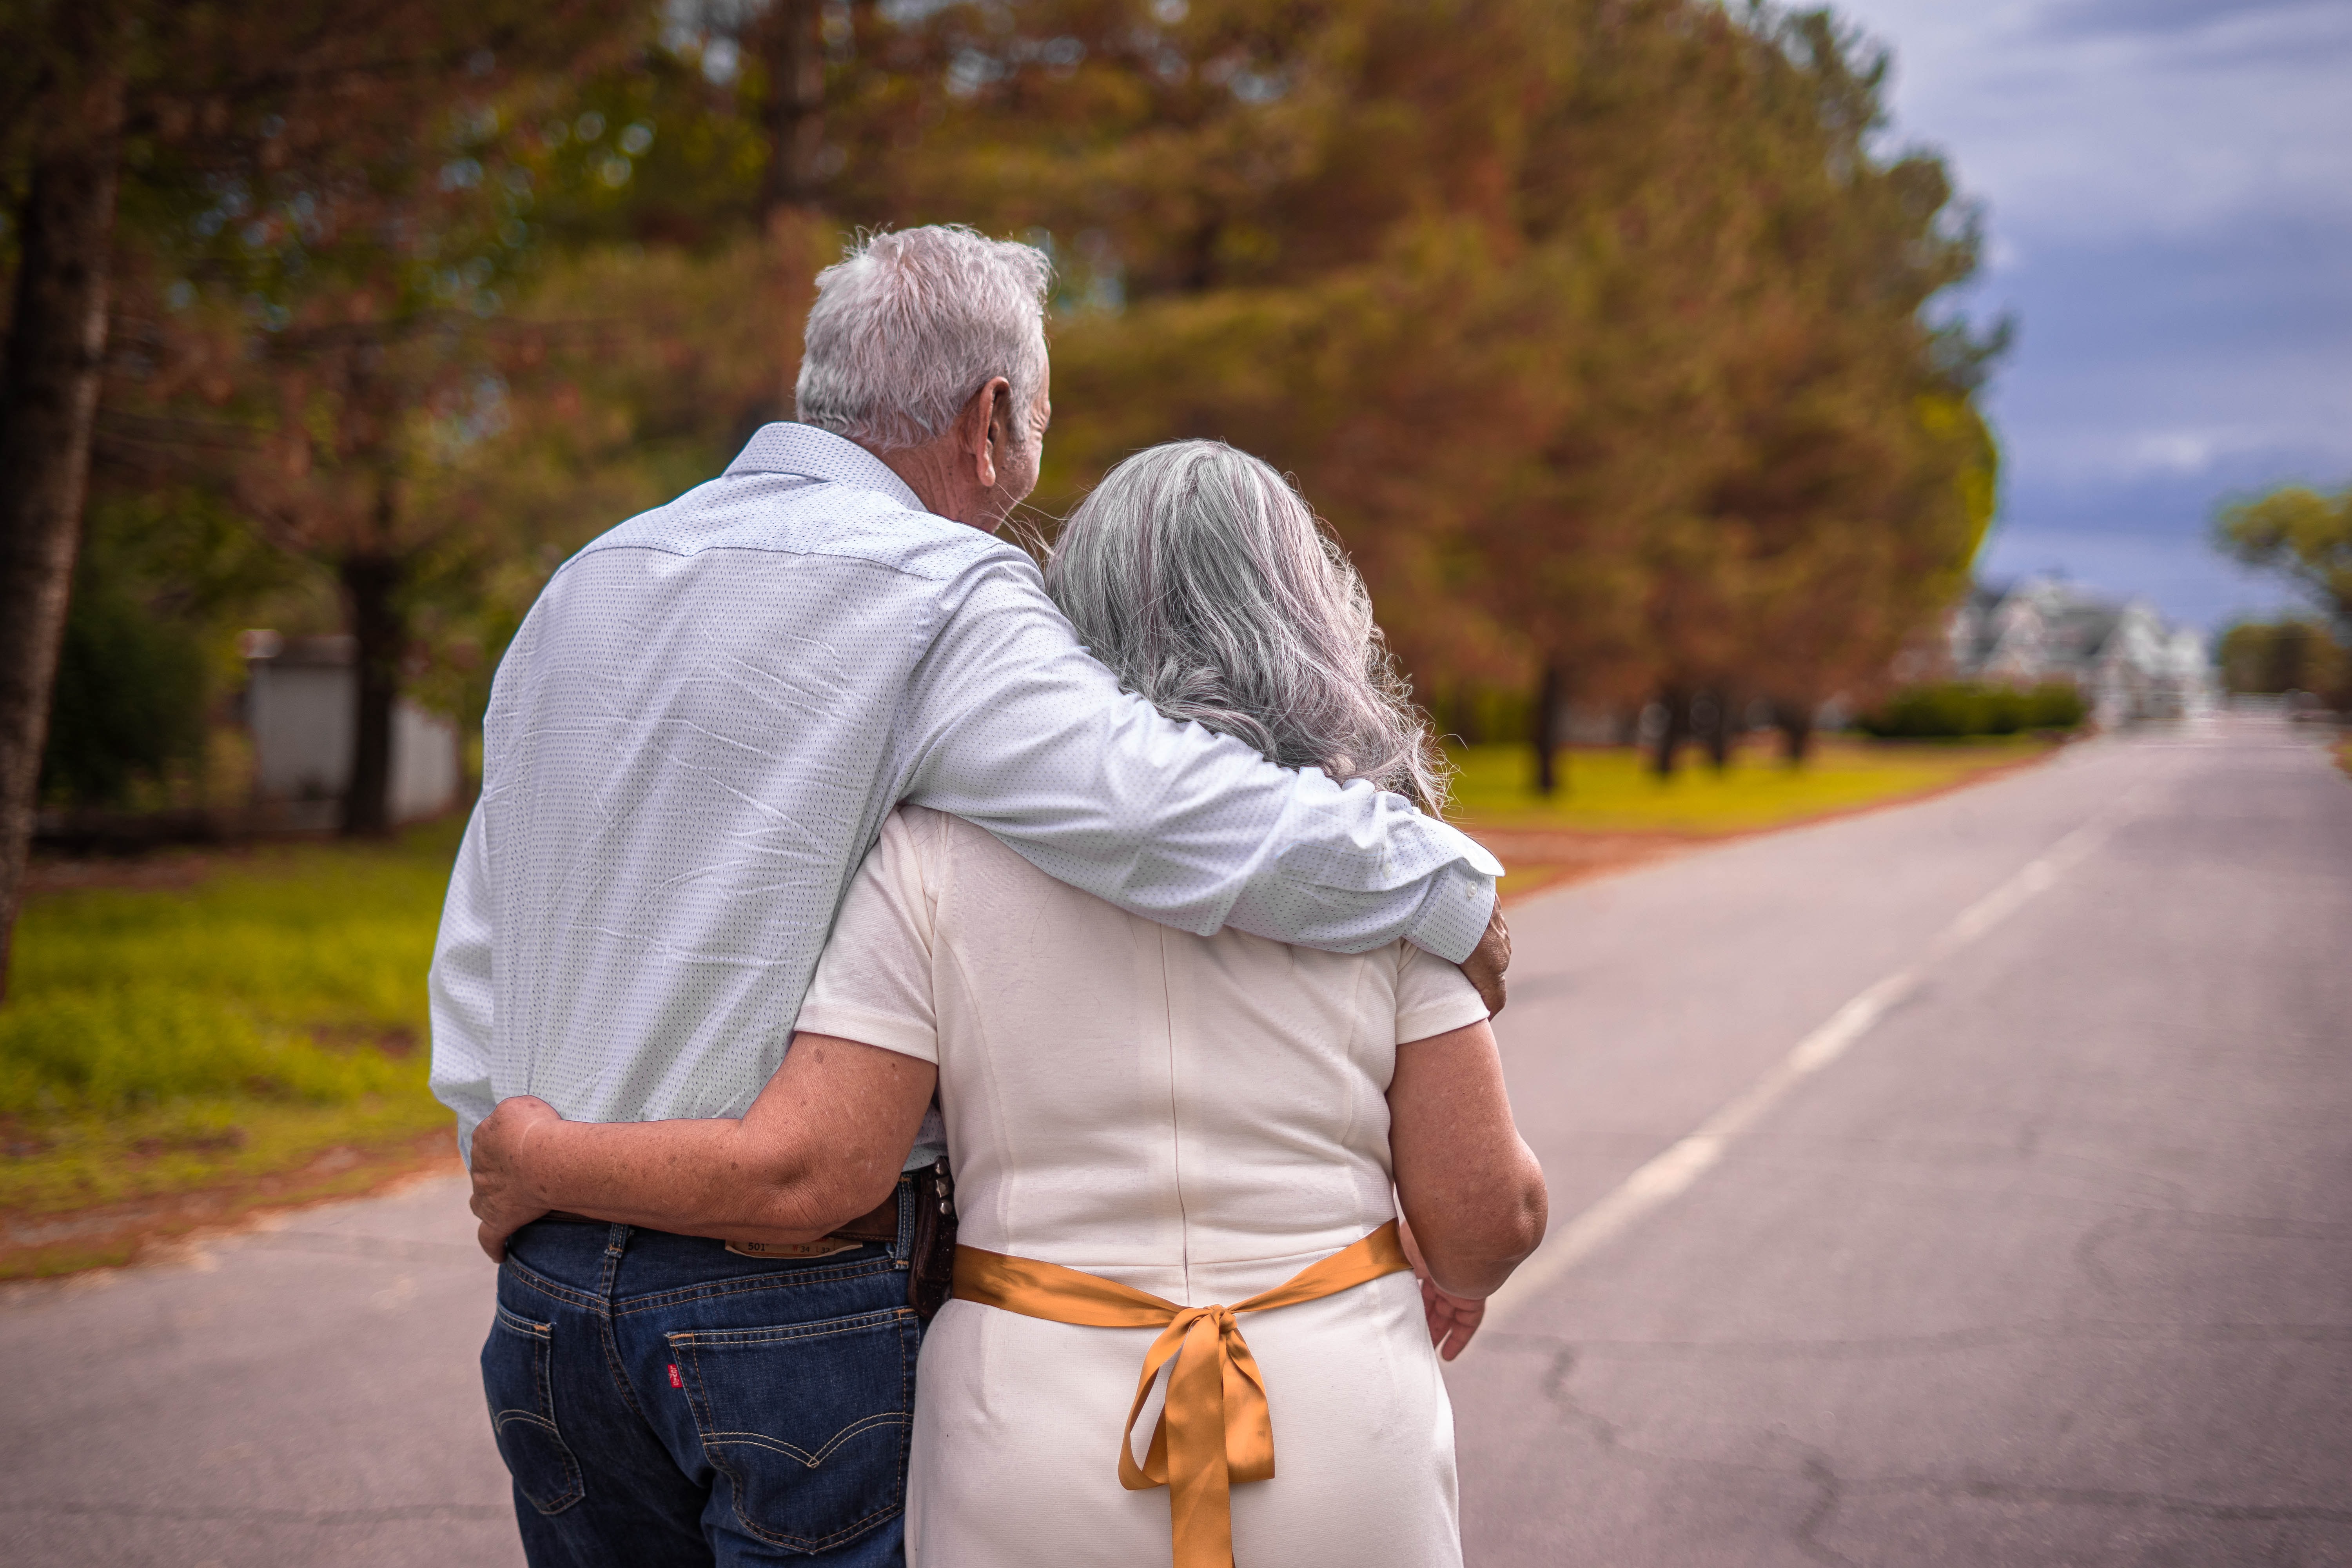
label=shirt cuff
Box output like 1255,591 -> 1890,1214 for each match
1402,862 -> 1500,965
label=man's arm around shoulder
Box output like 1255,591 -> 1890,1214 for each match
899,561 -> 1509,1005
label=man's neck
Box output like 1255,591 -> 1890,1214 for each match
869,439 -> 985,530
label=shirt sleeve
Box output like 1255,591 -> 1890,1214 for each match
792,808 -> 943,1064
1394,939 -> 1494,1045
427,804 -> 497,1163
898,559 -> 1503,962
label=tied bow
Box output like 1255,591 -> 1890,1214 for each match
952,1222 -> 1412,1568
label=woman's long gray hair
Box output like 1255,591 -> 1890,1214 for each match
1047,440 -> 1450,813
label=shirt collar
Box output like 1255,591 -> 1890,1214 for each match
724,423 -> 929,514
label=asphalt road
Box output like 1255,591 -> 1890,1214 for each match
1,716 -> 2344,1566
1450,715 -> 2352,1566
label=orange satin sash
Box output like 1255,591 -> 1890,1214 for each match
950,1222 -> 1412,1568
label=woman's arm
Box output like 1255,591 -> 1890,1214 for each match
468,1032 -> 937,1261
1387,1017 -> 1548,1356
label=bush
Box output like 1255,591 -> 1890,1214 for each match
2022,682 -> 2088,730
2218,619 -> 2349,704
38,581 -> 209,808
1856,681 -> 2085,739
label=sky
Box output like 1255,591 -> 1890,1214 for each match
1825,0 -> 2352,632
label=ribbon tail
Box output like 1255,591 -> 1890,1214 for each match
1165,1312 -> 1237,1568
1120,1319 -> 1194,1491
1221,1329 -> 1275,1484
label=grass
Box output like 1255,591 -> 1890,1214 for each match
1,822 -> 463,1274
1445,735 -> 2056,837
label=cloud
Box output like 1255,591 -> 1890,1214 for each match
1829,0 -> 2350,625
2041,0 -> 2337,43
1845,0 -> 2352,239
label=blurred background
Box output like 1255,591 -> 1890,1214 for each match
3,6 -> 2350,1566
2,0 -> 2348,1359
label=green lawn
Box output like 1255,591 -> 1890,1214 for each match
1445,736 -> 2054,835
1,824 -> 463,1255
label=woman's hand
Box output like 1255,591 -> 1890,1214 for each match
1399,1215 -> 1490,1361
1416,1274 -> 1488,1361
470,1095 -> 562,1263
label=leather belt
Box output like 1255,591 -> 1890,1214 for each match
536,1188 -> 900,1245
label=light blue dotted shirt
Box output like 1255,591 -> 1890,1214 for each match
428,425 -> 1501,1160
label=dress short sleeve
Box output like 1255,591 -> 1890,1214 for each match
1394,939 -> 1490,1045
793,807 -> 942,1064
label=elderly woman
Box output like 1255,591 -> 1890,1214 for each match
472,441 -> 1546,1567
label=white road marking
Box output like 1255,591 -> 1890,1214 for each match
1484,796 -> 2141,1327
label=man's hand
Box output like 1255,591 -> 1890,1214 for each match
470,1095 -> 562,1263
1457,898 -> 1511,1017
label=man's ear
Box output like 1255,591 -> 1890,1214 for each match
961,376 -> 1012,490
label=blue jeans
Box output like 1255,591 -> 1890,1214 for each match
484,1179 -> 922,1566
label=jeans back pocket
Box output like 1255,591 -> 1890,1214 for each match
669,1306 -> 919,1553
482,1303 -> 586,1515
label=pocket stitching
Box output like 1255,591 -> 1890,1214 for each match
676,1313 -> 917,1552
665,1306 -> 915,1348
701,1410 -> 911,1469
485,1302 -> 587,1515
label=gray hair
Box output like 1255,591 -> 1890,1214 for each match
794,226 -> 1053,453
1048,440 -> 1450,813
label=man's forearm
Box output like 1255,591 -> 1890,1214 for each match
519,1120 -> 848,1243
907,568 -> 1504,956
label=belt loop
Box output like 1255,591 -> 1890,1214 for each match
893,1173 -> 916,1268
599,1223 -> 629,1299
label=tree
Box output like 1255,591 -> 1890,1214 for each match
0,1 -> 634,989
2216,619 -> 2348,706
0,1 -> 127,1000
2215,482 -> 2352,632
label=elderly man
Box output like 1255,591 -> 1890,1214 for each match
428,226 -> 1506,1567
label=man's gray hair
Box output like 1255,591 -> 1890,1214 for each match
1048,440 -> 1451,813
795,226 -> 1052,453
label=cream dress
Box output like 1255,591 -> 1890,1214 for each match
794,806 -> 1491,1568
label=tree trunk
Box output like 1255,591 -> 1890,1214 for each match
757,0 -> 827,219
1700,688 -> 1734,772
0,64 -> 127,1000
1532,662 -> 1566,796
340,554 -> 405,838
1777,700 -> 1815,767
1649,686 -> 1689,779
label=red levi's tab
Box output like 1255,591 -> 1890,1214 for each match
668,1363 -> 683,1390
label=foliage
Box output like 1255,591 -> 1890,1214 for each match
0,824 -> 458,1214
1854,681 -> 2085,739
2214,482 -> 2352,630
11,0 -> 2011,822
1445,735 -> 2048,836
2216,619 -> 2348,703
412,0 -> 2000,776
34,484 -> 289,809
35,579 -> 207,809
839,0 -> 2002,774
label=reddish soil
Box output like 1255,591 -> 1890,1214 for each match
0,1130 -> 463,1281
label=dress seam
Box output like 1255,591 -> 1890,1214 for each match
1159,924 -> 1192,1305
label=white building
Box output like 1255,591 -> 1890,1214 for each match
1946,579 -> 2214,728
240,632 -> 462,825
